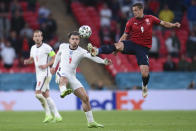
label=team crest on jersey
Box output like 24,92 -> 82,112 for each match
69,50 -> 73,55
145,18 -> 150,25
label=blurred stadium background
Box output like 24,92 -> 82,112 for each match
0,0 -> 196,130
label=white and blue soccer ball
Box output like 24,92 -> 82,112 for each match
79,25 -> 92,38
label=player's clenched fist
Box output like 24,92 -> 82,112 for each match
173,22 -> 181,28
24,59 -> 29,65
39,64 -> 48,69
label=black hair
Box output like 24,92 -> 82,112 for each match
132,3 -> 144,10
68,31 -> 80,38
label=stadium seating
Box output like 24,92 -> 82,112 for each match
71,2 -> 101,47
70,1 -> 190,75
20,1 -> 40,30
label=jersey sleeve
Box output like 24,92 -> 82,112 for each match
46,44 -> 55,57
30,46 -> 34,58
151,15 -> 161,25
83,49 -> 105,64
124,19 -> 132,34
52,46 -> 61,68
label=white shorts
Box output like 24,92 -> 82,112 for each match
36,76 -> 51,92
56,71 -> 83,91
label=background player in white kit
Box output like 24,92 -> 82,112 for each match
50,31 -> 111,128
24,30 -> 62,123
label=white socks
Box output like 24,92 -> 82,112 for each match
85,110 -> 94,123
59,85 -> 67,93
35,94 -> 51,116
46,97 -> 61,118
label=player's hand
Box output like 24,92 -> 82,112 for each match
24,59 -> 30,65
39,64 -> 48,69
104,58 -> 112,65
174,22 -> 181,28
115,42 -> 124,51
50,67 -> 56,74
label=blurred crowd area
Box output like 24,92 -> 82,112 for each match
0,0 -> 196,72
0,0 -> 58,71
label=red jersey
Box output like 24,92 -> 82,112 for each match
124,15 -> 161,48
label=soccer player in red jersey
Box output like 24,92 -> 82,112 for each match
87,3 -> 181,98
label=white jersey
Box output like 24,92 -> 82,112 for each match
30,43 -> 53,79
53,43 -> 105,75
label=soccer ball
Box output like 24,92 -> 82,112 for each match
78,25 -> 92,38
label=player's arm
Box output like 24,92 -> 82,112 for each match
151,15 -> 180,28
84,52 -> 112,65
24,57 -> 34,65
118,20 -> 131,42
118,33 -> 128,42
160,21 -> 181,28
39,51 -> 56,69
51,50 -> 61,74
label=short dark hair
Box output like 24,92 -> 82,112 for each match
132,3 -> 144,10
68,31 -> 80,38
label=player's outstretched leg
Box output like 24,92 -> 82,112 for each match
87,43 -> 117,56
140,65 -> 150,98
74,87 -> 104,128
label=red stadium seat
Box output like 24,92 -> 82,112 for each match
20,2 -> 28,12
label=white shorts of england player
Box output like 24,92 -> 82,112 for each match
36,76 -> 52,92
56,71 -> 83,91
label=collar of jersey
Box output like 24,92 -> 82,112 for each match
69,45 -> 78,50
135,15 -> 145,20
36,43 -> 43,48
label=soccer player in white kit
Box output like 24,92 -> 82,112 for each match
24,30 -> 62,123
50,31 -> 111,128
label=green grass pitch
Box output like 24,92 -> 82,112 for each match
0,111 -> 196,131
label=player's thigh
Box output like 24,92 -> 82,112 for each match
42,76 -> 51,92
121,40 -> 136,54
135,45 -> 150,66
59,76 -> 69,86
42,90 -> 50,98
36,76 -> 47,91
69,76 -> 83,91
58,71 -> 69,85
36,76 -> 51,92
